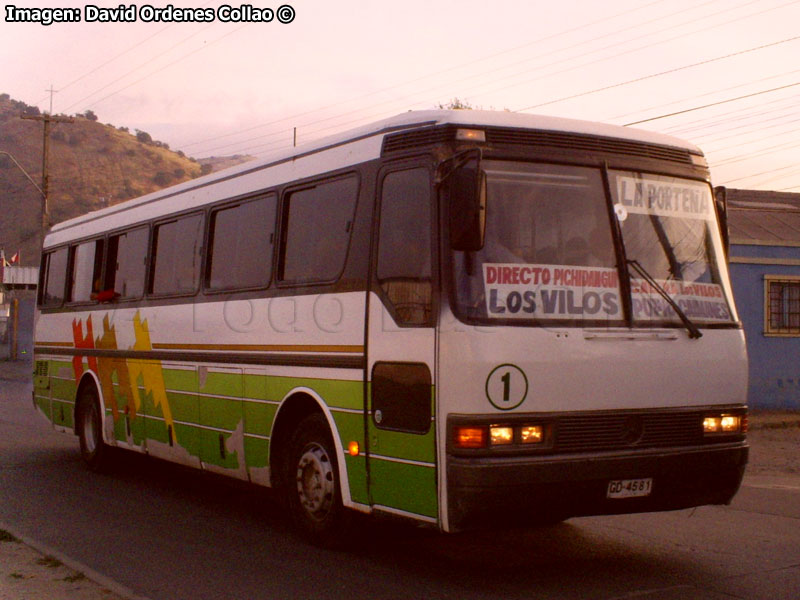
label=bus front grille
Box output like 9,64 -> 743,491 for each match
554,410 -> 712,453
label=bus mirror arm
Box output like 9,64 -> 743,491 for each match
438,149 -> 487,252
713,185 -> 730,259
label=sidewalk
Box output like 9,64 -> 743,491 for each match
0,359 -> 139,600
0,358 -> 32,382
0,526 -> 131,600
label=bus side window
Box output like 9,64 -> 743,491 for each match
40,247 -> 69,307
377,167 -> 432,326
106,226 -> 148,299
68,239 -> 104,303
150,214 -> 204,296
279,176 -> 358,284
206,195 -> 276,291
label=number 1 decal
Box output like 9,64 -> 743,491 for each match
486,364 -> 528,410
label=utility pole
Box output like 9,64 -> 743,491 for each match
45,84 -> 57,115
20,111 -> 74,231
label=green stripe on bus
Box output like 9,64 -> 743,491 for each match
369,459 -> 438,518
244,436 -> 269,469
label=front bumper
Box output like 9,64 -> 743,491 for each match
447,442 -> 748,531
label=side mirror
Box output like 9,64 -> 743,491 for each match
449,163 -> 487,252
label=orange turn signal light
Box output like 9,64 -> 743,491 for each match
348,441 -> 360,456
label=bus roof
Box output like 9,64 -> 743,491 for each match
45,110 -> 701,245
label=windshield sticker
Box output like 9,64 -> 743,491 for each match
482,263 -> 731,323
483,263 -> 621,319
631,279 -> 731,322
616,176 -> 714,221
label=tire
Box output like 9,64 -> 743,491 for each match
285,413 -> 350,546
76,387 -> 110,472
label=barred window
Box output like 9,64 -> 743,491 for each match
766,277 -> 800,334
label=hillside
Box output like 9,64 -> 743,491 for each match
0,94 -> 251,267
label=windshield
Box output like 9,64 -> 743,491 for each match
611,171 -> 735,326
450,161 -> 736,327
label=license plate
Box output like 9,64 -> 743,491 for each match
607,478 -> 653,499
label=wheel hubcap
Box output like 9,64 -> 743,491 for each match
295,443 -> 334,521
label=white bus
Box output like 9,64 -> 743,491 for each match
33,110 -> 748,543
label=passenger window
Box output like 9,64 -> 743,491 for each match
68,239 -> 104,303
377,168 -> 432,325
207,195 -> 276,291
150,213 -> 204,295
280,177 -> 358,284
41,247 -> 69,307
106,227 -> 148,299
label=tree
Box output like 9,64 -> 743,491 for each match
135,129 -> 152,144
83,109 -> 98,121
437,97 -> 475,110
153,171 -> 171,186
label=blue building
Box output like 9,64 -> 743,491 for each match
725,188 -> 800,409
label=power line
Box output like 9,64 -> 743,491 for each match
178,0 -> 672,151
712,138 -> 800,167
606,66 -> 800,123
62,21 -> 224,114
624,81 -> 800,126
660,92 -> 800,136
517,34 -> 800,112
39,0 -> 221,112
194,0 -> 755,156
190,1 -> 800,158
469,0 -> 786,104
693,111 -> 800,147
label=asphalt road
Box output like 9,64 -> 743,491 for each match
1,372 -> 798,600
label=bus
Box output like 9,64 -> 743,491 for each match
33,110 -> 748,543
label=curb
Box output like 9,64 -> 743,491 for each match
0,520 -> 153,600
748,412 -> 800,431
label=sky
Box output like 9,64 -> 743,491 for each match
2,0 -> 800,192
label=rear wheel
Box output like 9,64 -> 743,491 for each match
285,414 -> 350,546
76,387 -> 110,472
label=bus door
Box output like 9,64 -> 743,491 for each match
366,163 -> 439,523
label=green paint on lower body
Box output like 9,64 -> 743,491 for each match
369,458 -> 438,518
33,359 -> 441,521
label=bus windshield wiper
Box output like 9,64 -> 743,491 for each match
627,259 -> 702,339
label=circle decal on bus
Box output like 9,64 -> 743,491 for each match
485,364 -> 528,410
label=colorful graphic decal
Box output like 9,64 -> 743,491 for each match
71,311 -> 174,443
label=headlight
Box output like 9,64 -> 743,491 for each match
703,413 -> 745,435
490,426 -> 514,445
520,425 -> 544,444
453,423 -> 548,450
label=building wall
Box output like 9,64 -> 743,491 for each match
729,243 -> 800,409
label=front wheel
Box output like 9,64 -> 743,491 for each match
76,387 -> 110,472
285,414 -> 350,546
